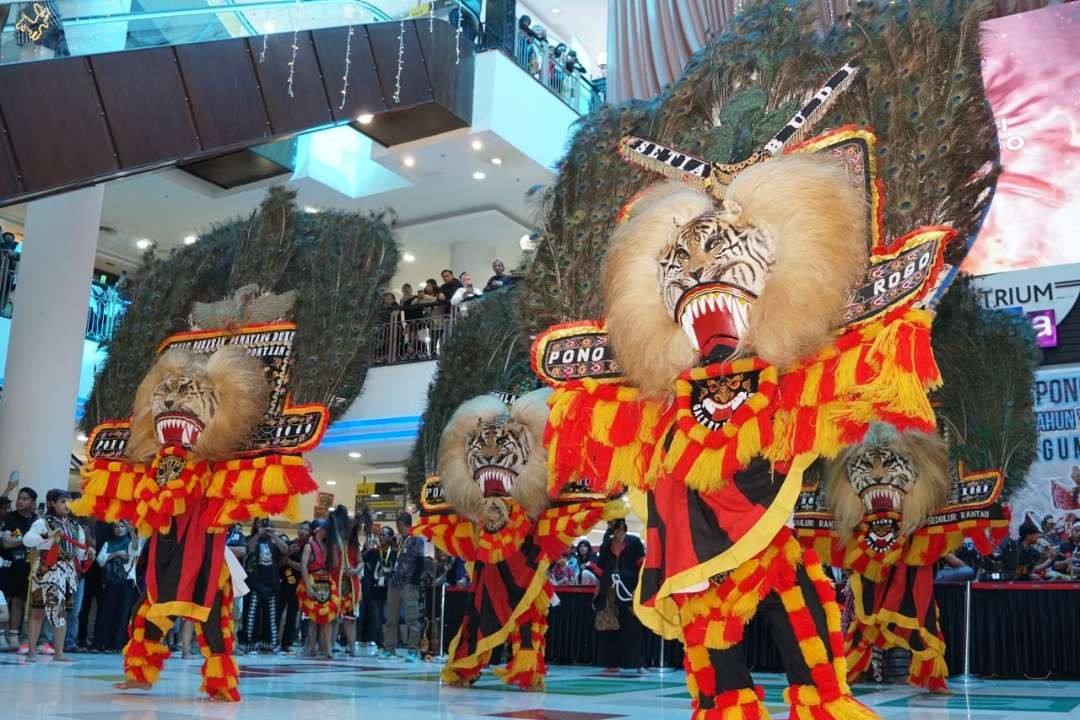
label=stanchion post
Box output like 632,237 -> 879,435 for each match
437,583 -> 448,659
953,580 -> 979,687
654,616 -> 673,675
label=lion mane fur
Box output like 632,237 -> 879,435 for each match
436,388 -> 553,522
603,155 -> 867,398
126,345 -> 269,463
825,430 -> 951,538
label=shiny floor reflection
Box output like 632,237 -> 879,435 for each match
3,652 -> 1078,719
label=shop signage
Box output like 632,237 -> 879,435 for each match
973,263 -> 1080,349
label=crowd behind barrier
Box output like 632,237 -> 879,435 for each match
3,479 -> 1080,680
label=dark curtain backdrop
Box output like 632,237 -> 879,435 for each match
439,583 -> 1080,677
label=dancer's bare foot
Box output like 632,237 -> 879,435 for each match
113,680 -> 153,691
53,654 -> 74,663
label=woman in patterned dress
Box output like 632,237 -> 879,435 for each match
24,489 -> 92,662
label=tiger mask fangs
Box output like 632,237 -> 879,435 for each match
436,389 -> 553,525
603,155 -> 868,398
125,346 -> 270,463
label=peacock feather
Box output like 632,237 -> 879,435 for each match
82,186 -> 398,430
410,0 -> 1023,501
932,274 -> 1038,500
404,289 -> 534,500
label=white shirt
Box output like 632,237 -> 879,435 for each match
450,286 -> 482,306
23,517 -> 86,563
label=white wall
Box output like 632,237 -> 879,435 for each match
472,51 -> 580,171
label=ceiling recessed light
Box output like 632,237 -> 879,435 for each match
402,252 -> 416,263
348,451 -> 363,459
473,171 -> 486,180
303,205 -> 320,214
327,480 -> 337,486
135,238 -> 152,250
470,139 -> 483,150
77,433 -> 88,443
403,156 -> 415,167
490,157 -> 502,165
357,113 -> 374,125
183,235 -> 198,245
551,7 -> 561,14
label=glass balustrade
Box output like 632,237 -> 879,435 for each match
0,0 -> 407,65
0,0 -> 606,112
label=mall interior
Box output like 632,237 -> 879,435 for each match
0,0 -> 1078,718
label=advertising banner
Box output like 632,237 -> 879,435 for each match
1009,365 -> 1080,533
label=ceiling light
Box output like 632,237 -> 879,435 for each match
135,238 -> 152,250
357,113 -> 374,125
264,21 -> 276,32
551,7 -> 561,14
370,493 -> 380,498
403,156 -> 415,168
473,171 -> 486,180
402,252 -> 416,263
303,205 -> 320,214
490,157 -> 502,165
348,451 -> 363,459
327,480 -> 337,486
183,235 -> 198,245
77,433 -> 88,443
470,139 -> 483,150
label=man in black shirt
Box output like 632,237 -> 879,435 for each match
437,269 -> 463,304
245,520 -> 289,653
0,486 -> 38,651
1011,520 -> 1054,579
483,259 -> 519,292
279,521 -> 311,652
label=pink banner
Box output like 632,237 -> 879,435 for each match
962,4 -> 1080,275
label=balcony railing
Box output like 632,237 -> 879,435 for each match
0,250 -> 130,343
85,281 -> 129,343
372,304 -> 454,366
511,29 -> 604,114
371,294 -> 502,366
0,0 -> 394,66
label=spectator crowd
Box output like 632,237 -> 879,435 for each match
7,463 -> 1076,673
374,259 -> 520,364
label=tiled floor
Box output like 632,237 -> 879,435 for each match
3,651 -> 1079,719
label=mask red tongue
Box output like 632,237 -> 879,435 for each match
694,310 -> 740,361
870,494 -> 895,513
483,477 -> 508,497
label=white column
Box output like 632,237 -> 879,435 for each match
450,241 -> 496,288
0,185 -> 104,501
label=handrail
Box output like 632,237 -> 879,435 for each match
0,255 -> 130,344
59,0 -> 393,27
371,302 -> 465,366
0,0 -> 395,65
510,28 -> 604,114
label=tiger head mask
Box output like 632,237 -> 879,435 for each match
825,425 -> 950,552
604,155 -> 868,398
437,389 -> 552,525
125,346 -> 270,463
